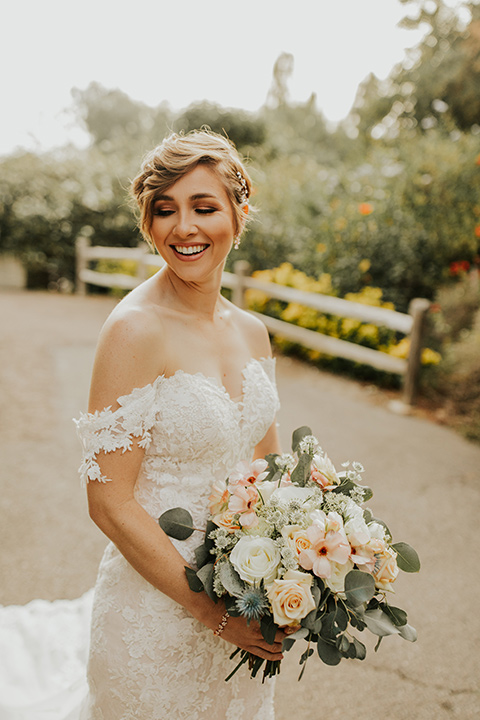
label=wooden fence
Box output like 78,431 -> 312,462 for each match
75,236 -> 431,406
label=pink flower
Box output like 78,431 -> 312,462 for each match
228,459 -> 269,489
228,485 -> 260,528
299,513 -> 351,578
208,478 -> 229,515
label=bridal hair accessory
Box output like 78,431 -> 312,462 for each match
236,171 -> 249,202
213,611 -> 230,636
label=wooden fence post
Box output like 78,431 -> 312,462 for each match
232,260 -> 251,309
135,243 -> 150,284
402,297 -> 431,406
75,233 -> 90,295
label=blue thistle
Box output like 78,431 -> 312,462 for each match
235,588 -> 269,622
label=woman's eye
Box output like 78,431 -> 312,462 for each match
154,208 -> 174,217
195,207 -> 217,215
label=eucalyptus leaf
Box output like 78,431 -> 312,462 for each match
344,570 -> 376,607
224,595 -> 242,617
185,566 -> 204,593
204,520 -> 217,552
352,637 -> 367,660
383,605 -> 408,627
194,543 -> 210,569
300,647 -> 314,663
197,563 -> 216,602
317,637 -> 342,666
363,508 -> 373,523
392,542 -> 421,573
291,453 -> 312,487
287,626 -> 309,641
158,507 -> 195,540
218,562 -> 245,597
291,426 -> 313,453
311,583 -> 321,606
282,637 -> 296,652
398,623 -> 417,642
301,609 -> 317,632
260,615 -> 278,645
363,608 -> 400,637
321,607 -> 348,638
336,634 -> 351,654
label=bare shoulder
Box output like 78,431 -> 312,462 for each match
88,292 -> 165,412
230,303 -> 272,358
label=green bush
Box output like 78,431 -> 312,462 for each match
422,273 -> 480,441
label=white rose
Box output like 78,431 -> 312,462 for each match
325,559 -> 354,594
266,569 -> 317,627
230,536 -> 281,585
271,486 -> 315,504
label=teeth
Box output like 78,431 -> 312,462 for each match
174,245 -> 208,255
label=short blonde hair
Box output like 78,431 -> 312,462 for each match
131,129 -> 252,244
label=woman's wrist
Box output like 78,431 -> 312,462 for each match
213,610 -> 230,637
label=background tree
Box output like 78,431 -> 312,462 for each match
347,0 -> 480,138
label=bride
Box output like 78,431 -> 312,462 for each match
35,129 -> 283,719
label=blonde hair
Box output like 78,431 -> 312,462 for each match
131,129 -> 252,245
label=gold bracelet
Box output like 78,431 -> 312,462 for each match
213,611 -> 230,637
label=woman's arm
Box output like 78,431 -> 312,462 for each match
85,308 -> 285,660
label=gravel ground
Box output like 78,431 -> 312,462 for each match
1,289 -> 479,720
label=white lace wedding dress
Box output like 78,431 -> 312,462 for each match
0,357 -> 279,720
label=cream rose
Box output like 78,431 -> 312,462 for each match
266,569 -> 316,627
230,536 -> 281,585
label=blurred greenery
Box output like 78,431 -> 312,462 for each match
0,0 -> 479,436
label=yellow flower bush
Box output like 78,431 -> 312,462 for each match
246,263 -> 439,372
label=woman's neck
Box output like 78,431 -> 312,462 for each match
157,265 -> 226,320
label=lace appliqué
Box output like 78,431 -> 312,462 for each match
74,382 -> 159,485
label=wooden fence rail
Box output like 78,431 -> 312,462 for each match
75,237 -> 430,406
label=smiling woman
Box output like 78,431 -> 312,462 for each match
69,129 -> 283,719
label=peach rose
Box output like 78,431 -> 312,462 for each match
281,525 -> 313,559
373,546 -> 399,590
211,510 -> 241,532
266,569 -> 316,628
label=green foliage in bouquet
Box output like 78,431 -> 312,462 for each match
159,426 -> 420,681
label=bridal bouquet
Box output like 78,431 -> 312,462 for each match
158,426 -> 420,681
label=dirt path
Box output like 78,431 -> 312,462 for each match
1,289 -> 479,719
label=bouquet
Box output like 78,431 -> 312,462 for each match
158,426 -> 420,681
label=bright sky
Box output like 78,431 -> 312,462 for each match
1,0 -> 464,156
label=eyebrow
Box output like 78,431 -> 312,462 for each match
154,192 -> 217,202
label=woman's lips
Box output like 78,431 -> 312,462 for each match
171,244 -> 209,261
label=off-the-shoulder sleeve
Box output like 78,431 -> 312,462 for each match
73,381 -> 159,485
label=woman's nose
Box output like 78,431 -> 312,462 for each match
173,212 -> 197,239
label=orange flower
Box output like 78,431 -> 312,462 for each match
358,202 -> 374,216
475,154 -> 480,166
475,225 -> 480,238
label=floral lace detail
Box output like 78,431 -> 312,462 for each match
74,382 -> 160,485
74,357 -> 279,720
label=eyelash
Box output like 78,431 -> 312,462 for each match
154,207 -> 217,217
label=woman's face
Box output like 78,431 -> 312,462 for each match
150,164 -> 237,279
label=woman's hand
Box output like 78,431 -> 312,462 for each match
216,613 -> 286,661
